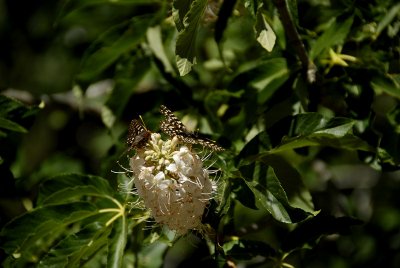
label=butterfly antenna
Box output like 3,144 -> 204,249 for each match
139,115 -> 148,131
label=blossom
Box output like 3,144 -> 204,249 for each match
320,47 -> 357,74
129,133 -> 214,235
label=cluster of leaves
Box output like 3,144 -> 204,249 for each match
1,0 -> 399,267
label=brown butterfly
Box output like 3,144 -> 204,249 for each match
127,119 -> 151,150
159,105 -> 224,152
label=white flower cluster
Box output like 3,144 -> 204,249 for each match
129,133 -> 214,235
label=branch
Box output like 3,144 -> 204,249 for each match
273,0 -> 317,83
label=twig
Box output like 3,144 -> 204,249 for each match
273,0 -> 317,83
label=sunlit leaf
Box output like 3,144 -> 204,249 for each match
255,12 -> 276,52
174,0 -> 208,76
176,56 -> 195,77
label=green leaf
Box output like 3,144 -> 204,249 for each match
286,0 -> 299,27
105,57 -> 152,117
216,178 -> 234,216
310,15 -> 354,59
0,202 -> 98,258
175,0 -> 208,76
37,174 -> 114,206
371,74 -> 400,100
137,242 -> 168,268
0,95 -> 38,136
275,133 -> 375,153
230,177 -> 258,210
64,0 -> 159,7
241,165 -> 310,223
282,213 -> 363,251
57,0 -> 161,22
375,3 -> 400,38
77,15 -> 154,81
176,56 -> 194,77
288,113 -> 327,136
172,0 -> 193,32
146,26 -> 174,74
0,117 -> 27,133
243,0 -> 261,17
229,58 -> 290,104
107,217 -> 128,268
0,95 -> 30,117
39,221 -> 112,267
269,114 -> 375,153
376,147 -> 399,169
256,60 -> 289,104
255,12 -> 276,52
226,239 -> 276,260
258,154 -> 314,213
101,105 -> 117,129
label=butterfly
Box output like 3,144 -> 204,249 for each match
159,105 -> 224,152
127,119 -> 151,150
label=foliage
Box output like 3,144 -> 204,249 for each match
0,0 -> 399,267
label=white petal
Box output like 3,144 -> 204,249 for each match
166,163 -> 177,173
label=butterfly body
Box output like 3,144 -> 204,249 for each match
160,105 -> 224,152
127,119 -> 151,150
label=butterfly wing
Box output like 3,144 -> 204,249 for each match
127,119 -> 151,149
160,105 -> 188,134
160,105 -> 225,152
194,137 -> 225,152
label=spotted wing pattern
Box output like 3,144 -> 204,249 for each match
127,119 -> 151,150
160,105 -> 224,152
159,105 -> 188,136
